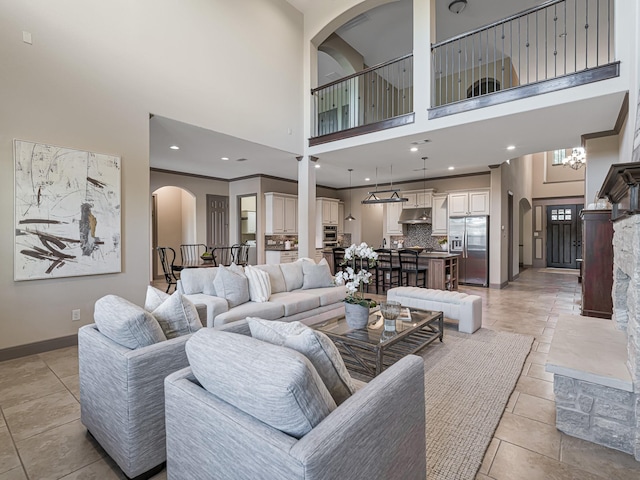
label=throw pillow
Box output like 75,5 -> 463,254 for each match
254,264 -> 287,293
244,265 -> 271,302
213,264 -> 250,308
94,295 -> 167,349
152,292 -> 202,339
280,262 -> 304,291
186,328 -> 336,439
247,318 -> 356,405
144,285 -> 170,311
180,267 -> 218,296
301,261 -> 334,290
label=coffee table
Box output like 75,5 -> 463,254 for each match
314,307 -> 443,379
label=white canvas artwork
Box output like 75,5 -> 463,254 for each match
14,140 -> 121,281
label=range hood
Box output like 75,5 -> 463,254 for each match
398,208 -> 432,224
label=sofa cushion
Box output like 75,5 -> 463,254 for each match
152,292 -> 202,339
245,265 -> 271,303
213,301 -> 284,326
213,264 -> 249,308
269,292 -> 320,317
183,293 -> 229,327
181,267 -> 219,296
94,295 -> 167,349
280,260 -> 304,291
302,261 -> 334,290
144,285 -> 170,311
247,318 -> 356,405
186,329 -> 336,438
254,264 -> 287,294
297,285 -> 347,307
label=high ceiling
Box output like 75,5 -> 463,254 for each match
150,0 -> 623,189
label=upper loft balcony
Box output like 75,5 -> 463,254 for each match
309,0 -> 620,147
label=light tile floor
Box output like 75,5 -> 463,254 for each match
1,268 -> 639,479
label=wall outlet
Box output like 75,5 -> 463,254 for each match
72,309 -> 81,321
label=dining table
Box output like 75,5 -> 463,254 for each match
177,260 -> 216,269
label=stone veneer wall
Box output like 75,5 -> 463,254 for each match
554,376 -> 637,456
611,215 -> 640,459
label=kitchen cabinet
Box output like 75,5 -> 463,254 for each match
431,193 -> 448,235
265,193 -> 297,234
265,250 -> 298,265
402,189 -> 434,209
384,202 -> 403,235
338,202 -> 345,234
580,210 -> 613,318
448,190 -> 490,216
317,198 -> 339,225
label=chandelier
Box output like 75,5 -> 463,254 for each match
562,147 -> 586,170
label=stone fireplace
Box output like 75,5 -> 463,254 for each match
547,163 -> 640,461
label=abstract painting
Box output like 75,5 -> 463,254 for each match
14,140 -> 121,281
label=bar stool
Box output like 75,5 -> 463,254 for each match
374,249 -> 401,293
398,249 -> 428,287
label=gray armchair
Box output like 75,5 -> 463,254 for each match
164,325 -> 426,480
78,324 -> 190,479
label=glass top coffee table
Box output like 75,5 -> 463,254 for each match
314,307 -> 443,379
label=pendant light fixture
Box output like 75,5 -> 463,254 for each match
345,169 -> 356,222
361,166 -> 409,204
419,157 -> 429,221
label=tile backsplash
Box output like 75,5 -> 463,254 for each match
390,224 -> 446,250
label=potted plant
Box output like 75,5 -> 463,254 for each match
334,243 -> 378,328
438,237 -> 448,251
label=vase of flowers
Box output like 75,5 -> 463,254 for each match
334,243 -> 378,328
438,237 -> 448,251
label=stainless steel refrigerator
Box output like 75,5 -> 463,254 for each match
448,215 -> 489,287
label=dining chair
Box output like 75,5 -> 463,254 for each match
232,243 -> 250,266
157,247 -> 179,293
374,249 -> 401,293
211,246 -> 234,267
180,244 -> 207,265
398,249 -> 428,287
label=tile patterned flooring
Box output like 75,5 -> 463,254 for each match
1,268 -> 639,479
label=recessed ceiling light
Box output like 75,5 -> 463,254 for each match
169,145 -> 179,150
410,147 -> 418,152
221,157 -> 229,161
365,177 -> 370,181
506,159 -> 511,164
507,145 -> 516,150
315,164 -> 320,169
448,166 -> 455,170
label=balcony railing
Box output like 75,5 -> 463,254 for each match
431,0 -> 615,109
310,54 -> 414,144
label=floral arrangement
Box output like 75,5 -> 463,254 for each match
334,242 -> 378,308
438,237 -> 448,245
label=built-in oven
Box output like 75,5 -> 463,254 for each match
323,225 -> 338,248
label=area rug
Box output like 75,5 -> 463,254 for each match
420,327 -> 533,480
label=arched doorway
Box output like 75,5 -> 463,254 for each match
467,78 -> 501,98
151,186 -> 196,279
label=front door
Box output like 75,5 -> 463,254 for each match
207,195 -> 229,248
546,204 -> 583,268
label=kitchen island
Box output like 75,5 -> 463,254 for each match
324,248 -> 459,291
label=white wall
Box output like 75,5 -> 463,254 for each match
0,0 -> 303,350
584,135 -> 622,204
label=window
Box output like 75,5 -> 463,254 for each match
552,149 -> 566,165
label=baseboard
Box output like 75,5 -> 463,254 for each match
490,281 -> 509,289
0,334 -> 78,362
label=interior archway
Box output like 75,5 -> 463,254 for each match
151,186 -> 197,279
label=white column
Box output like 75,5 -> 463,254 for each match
297,156 -> 317,259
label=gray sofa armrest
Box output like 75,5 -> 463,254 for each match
79,324 -> 190,478
290,355 -> 425,480
214,318 -> 251,336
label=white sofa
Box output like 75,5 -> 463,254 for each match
177,261 -> 346,328
387,287 -> 482,334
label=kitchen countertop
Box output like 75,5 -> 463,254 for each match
265,247 -> 298,251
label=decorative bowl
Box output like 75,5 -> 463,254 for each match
405,246 -> 424,254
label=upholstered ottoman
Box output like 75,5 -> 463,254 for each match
387,287 -> 482,334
